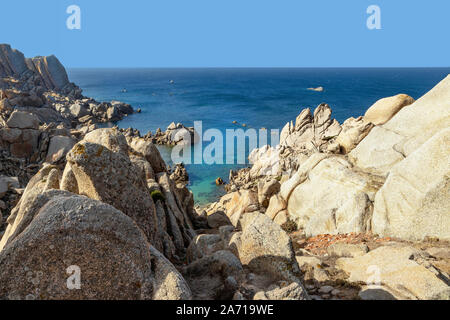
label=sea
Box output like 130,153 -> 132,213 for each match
68,68 -> 450,205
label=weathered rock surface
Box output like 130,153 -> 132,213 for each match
371,128 -> 450,241
236,212 -> 302,283
129,137 -> 167,173
150,246 -> 192,300
286,156 -> 382,236
336,245 -> 450,300
254,282 -> 308,300
327,243 -> 369,258
151,123 -> 199,146
350,75 -> 450,176
0,193 -> 157,300
364,94 -> 415,126
206,189 -> 259,227
66,132 -> 163,251
335,117 -> 374,154
258,179 -> 281,208
0,166 -> 60,251
46,135 -> 76,163
6,111 -> 39,129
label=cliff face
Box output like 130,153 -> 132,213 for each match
0,44 -> 80,97
0,44 -> 29,78
25,55 -> 70,91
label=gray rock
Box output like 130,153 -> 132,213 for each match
336,245 -> 450,300
358,286 -> 397,300
258,179 -> 281,208
371,128 -> 450,241
0,194 -> 156,300
186,234 -> 223,262
46,135 -> 76,163
318,285 -> 334,294
69,104 -> 89,118
0,167 -> 61,250
238,212 -> 302,283
6,111 -> 39,129
0,176 -> 20,198
185,250 -> 243,278
150,246 -> 192,300
327,243 -> 369,258
207,211 -> 232,228
66,137 -> 163,252
129,137 -> 167,173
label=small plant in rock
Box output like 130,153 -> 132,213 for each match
281,220 -> 298,233
150,190 -> 165,202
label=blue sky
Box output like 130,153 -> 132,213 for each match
1,0 -> 449,67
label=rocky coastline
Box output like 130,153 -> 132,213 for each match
0,44 -> 449,300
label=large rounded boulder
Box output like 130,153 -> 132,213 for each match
0,192 -> 189,300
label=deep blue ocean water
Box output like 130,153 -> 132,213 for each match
68,68 -> 450,204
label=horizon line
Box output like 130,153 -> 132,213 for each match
66,66 -> 450,69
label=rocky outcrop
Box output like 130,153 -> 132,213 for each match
335,117 -> 374,154
0,44 -> 81,98
228,104 -> 344,192
349,75 -> 450,176
63,129 -> 197,260
182,210 -> 309,300
0,127 -> 201,300
0,192 -> 191,300
152,122 -> 199,146
223,74 -> 450,245
280,104 -> 342,154
0,45 -> 29,78
6,110 -> 40,129
286,156 -> 382,236
0,165 -> 60,251
65,130 -> 174,255
371,128 -> 450,241
235,212 -> 304,285
364,94 -> 415,125
336,245 -> 450,300
205,189 -> 259,227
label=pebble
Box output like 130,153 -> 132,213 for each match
224,276 -> 238,291
318,285 -> 334,294
233,291 -> 245,300
331,289 -> 340,296
305,284 -> 315,290
310,295 -> 322,300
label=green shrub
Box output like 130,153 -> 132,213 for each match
281,220 -> 297,233
150,190 -> 165,202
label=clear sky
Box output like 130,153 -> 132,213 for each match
1,0 -> 449,67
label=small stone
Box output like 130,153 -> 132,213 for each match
224,276 -> 238,292
247,273 -> 256,282
305,284 -> 315,291
331,289 -> 340,296
313,268 -> 330,282
233,291 -> 245,300
319,285 -> 334,294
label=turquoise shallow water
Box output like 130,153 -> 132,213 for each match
68,68 -> 450,204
